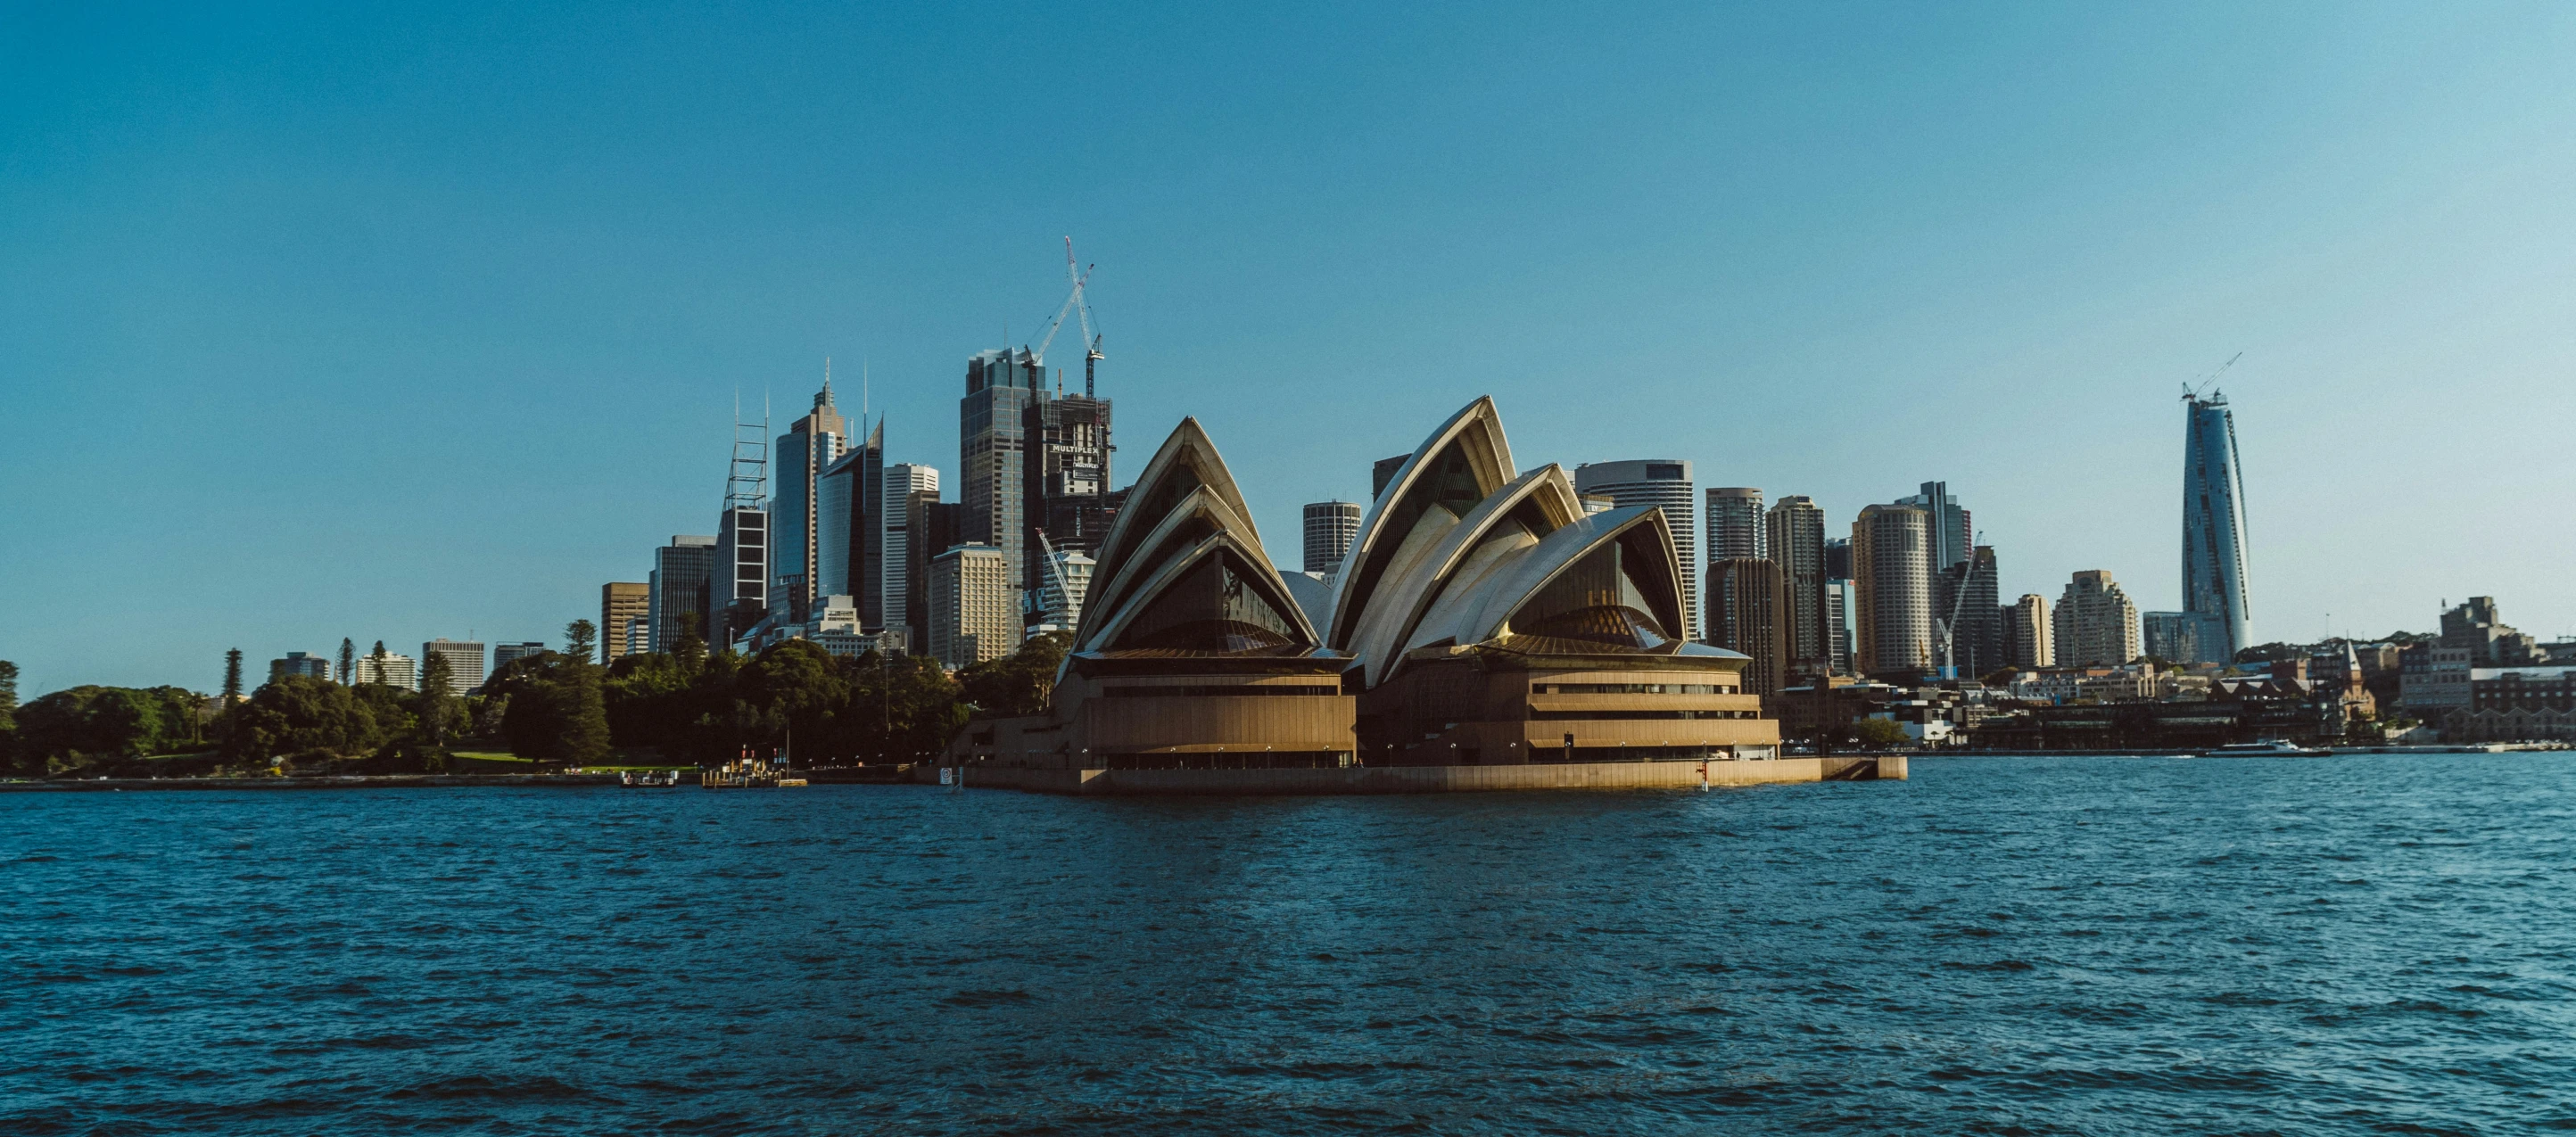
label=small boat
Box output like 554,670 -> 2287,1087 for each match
2200,739 -> 2331,758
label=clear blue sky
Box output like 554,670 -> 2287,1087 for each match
6,2 -> 2574,696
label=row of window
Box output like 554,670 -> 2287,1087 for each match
1104,752 -> 1355,770
1532,683 -> 1737,695
1102,685 -> 1343,698
1525,710 -> 1759,721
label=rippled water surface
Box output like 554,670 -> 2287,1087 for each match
6,754 -> 2576,1134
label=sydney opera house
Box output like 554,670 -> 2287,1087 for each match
946,398 -> 1901,792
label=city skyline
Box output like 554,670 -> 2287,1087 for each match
10,4 -> 2576,692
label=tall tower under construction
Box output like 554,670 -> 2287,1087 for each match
2182,391 -> 2252,660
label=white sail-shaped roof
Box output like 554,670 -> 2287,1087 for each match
1326,397 -> 1516,651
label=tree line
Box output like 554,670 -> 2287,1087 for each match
0,626 -> 1065,778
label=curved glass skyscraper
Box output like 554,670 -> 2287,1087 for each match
2182,391 -> 2251,659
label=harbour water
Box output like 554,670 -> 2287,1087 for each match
4,754 -> 2572,1134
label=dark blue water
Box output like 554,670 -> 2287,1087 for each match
5,755 -> 2574,1134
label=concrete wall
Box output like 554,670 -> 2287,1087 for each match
930,755 -> 1901,796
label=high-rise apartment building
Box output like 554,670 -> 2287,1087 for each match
1575,460 -> 1698,640
493,642 -> 546,672
600,583 -> 648,663
1827,579 -> 1854,675
1765,496 -> 1829,676
2005,594 -> 2053,668
1024,391 -> 1115,605
1851,504 -> 1933,680
352,650 -> 417,689
906,498 -> 963,654
270,652 -> 331,681
816,420 -> 886,628
1892,481 -> 1971,571
2182,391 -> 2252,661
962,348 -> 1044,603
1707,557 -> 1788,696
1705,487 -> 1765,563
419,639 -> 486,693
1934,546 -> 2002,679
881,464 -> 938,647
648,535 -> 716,653
929,543 -> 1018,668
1303,500 -> 1362,575
714,506 -> 769,645
772,381 -> 851,623
2052,570 -> 2141,667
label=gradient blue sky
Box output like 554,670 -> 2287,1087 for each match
6,2 -> 2574,696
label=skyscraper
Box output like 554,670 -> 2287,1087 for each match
1851,504 -> 1932,680
599,583 -> 648,663
1024,390 -> 1115,605
772,378 -> 850,623
881,464 -> 938,647
1933,546 -> 2002,679
270,652 -> 331,681
1824,536 -> 1854,675
2004,594 -> 2053,668
420,639 -> 486,693
2053,570 -> 2141,667
714,506 -> 769,644
816,419 -> 885,628
1765,496 -> 1829,677
494,642 -> 546,672
1892,481 -> 1971,571
648,534 -> 716,652
1705,487 -> 1765,561
1303,500 -> 1362,575
1707,557 -> 1787,696
2182,391 -> 2253,660
1574,460 -> 1698,640
929,543 -> 1018,668
962,348 -> 1044,601
907,498 -> 962,654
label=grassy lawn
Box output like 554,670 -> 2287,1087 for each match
446,750 -> 530,763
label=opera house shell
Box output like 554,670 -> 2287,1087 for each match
948,397 -> 1782,771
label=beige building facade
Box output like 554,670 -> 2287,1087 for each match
929,543 -> 1019,668
2052,570 -> 2140,667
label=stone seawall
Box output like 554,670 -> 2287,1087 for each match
0,774 -> 625,792
926,754 -> 1904,796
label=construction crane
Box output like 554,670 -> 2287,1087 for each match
2181,352 -> 2242,402
1036,529 -> 1081,632
1033,236 -> 1104,399
1931,530 -> 1988,682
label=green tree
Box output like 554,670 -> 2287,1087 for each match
415,650 -> 463,745
956,631 -> 1069,718
0,661 -> 18,771
1853,717 -> 1911,750
18,686 -> 209,773
221,675 -> 392,764
338,638 -> 357,684
491,650 -> 611,764
220,650 -> 244,704
565,620 -> 599,663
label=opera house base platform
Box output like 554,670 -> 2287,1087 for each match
917,754 -> 1905,796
